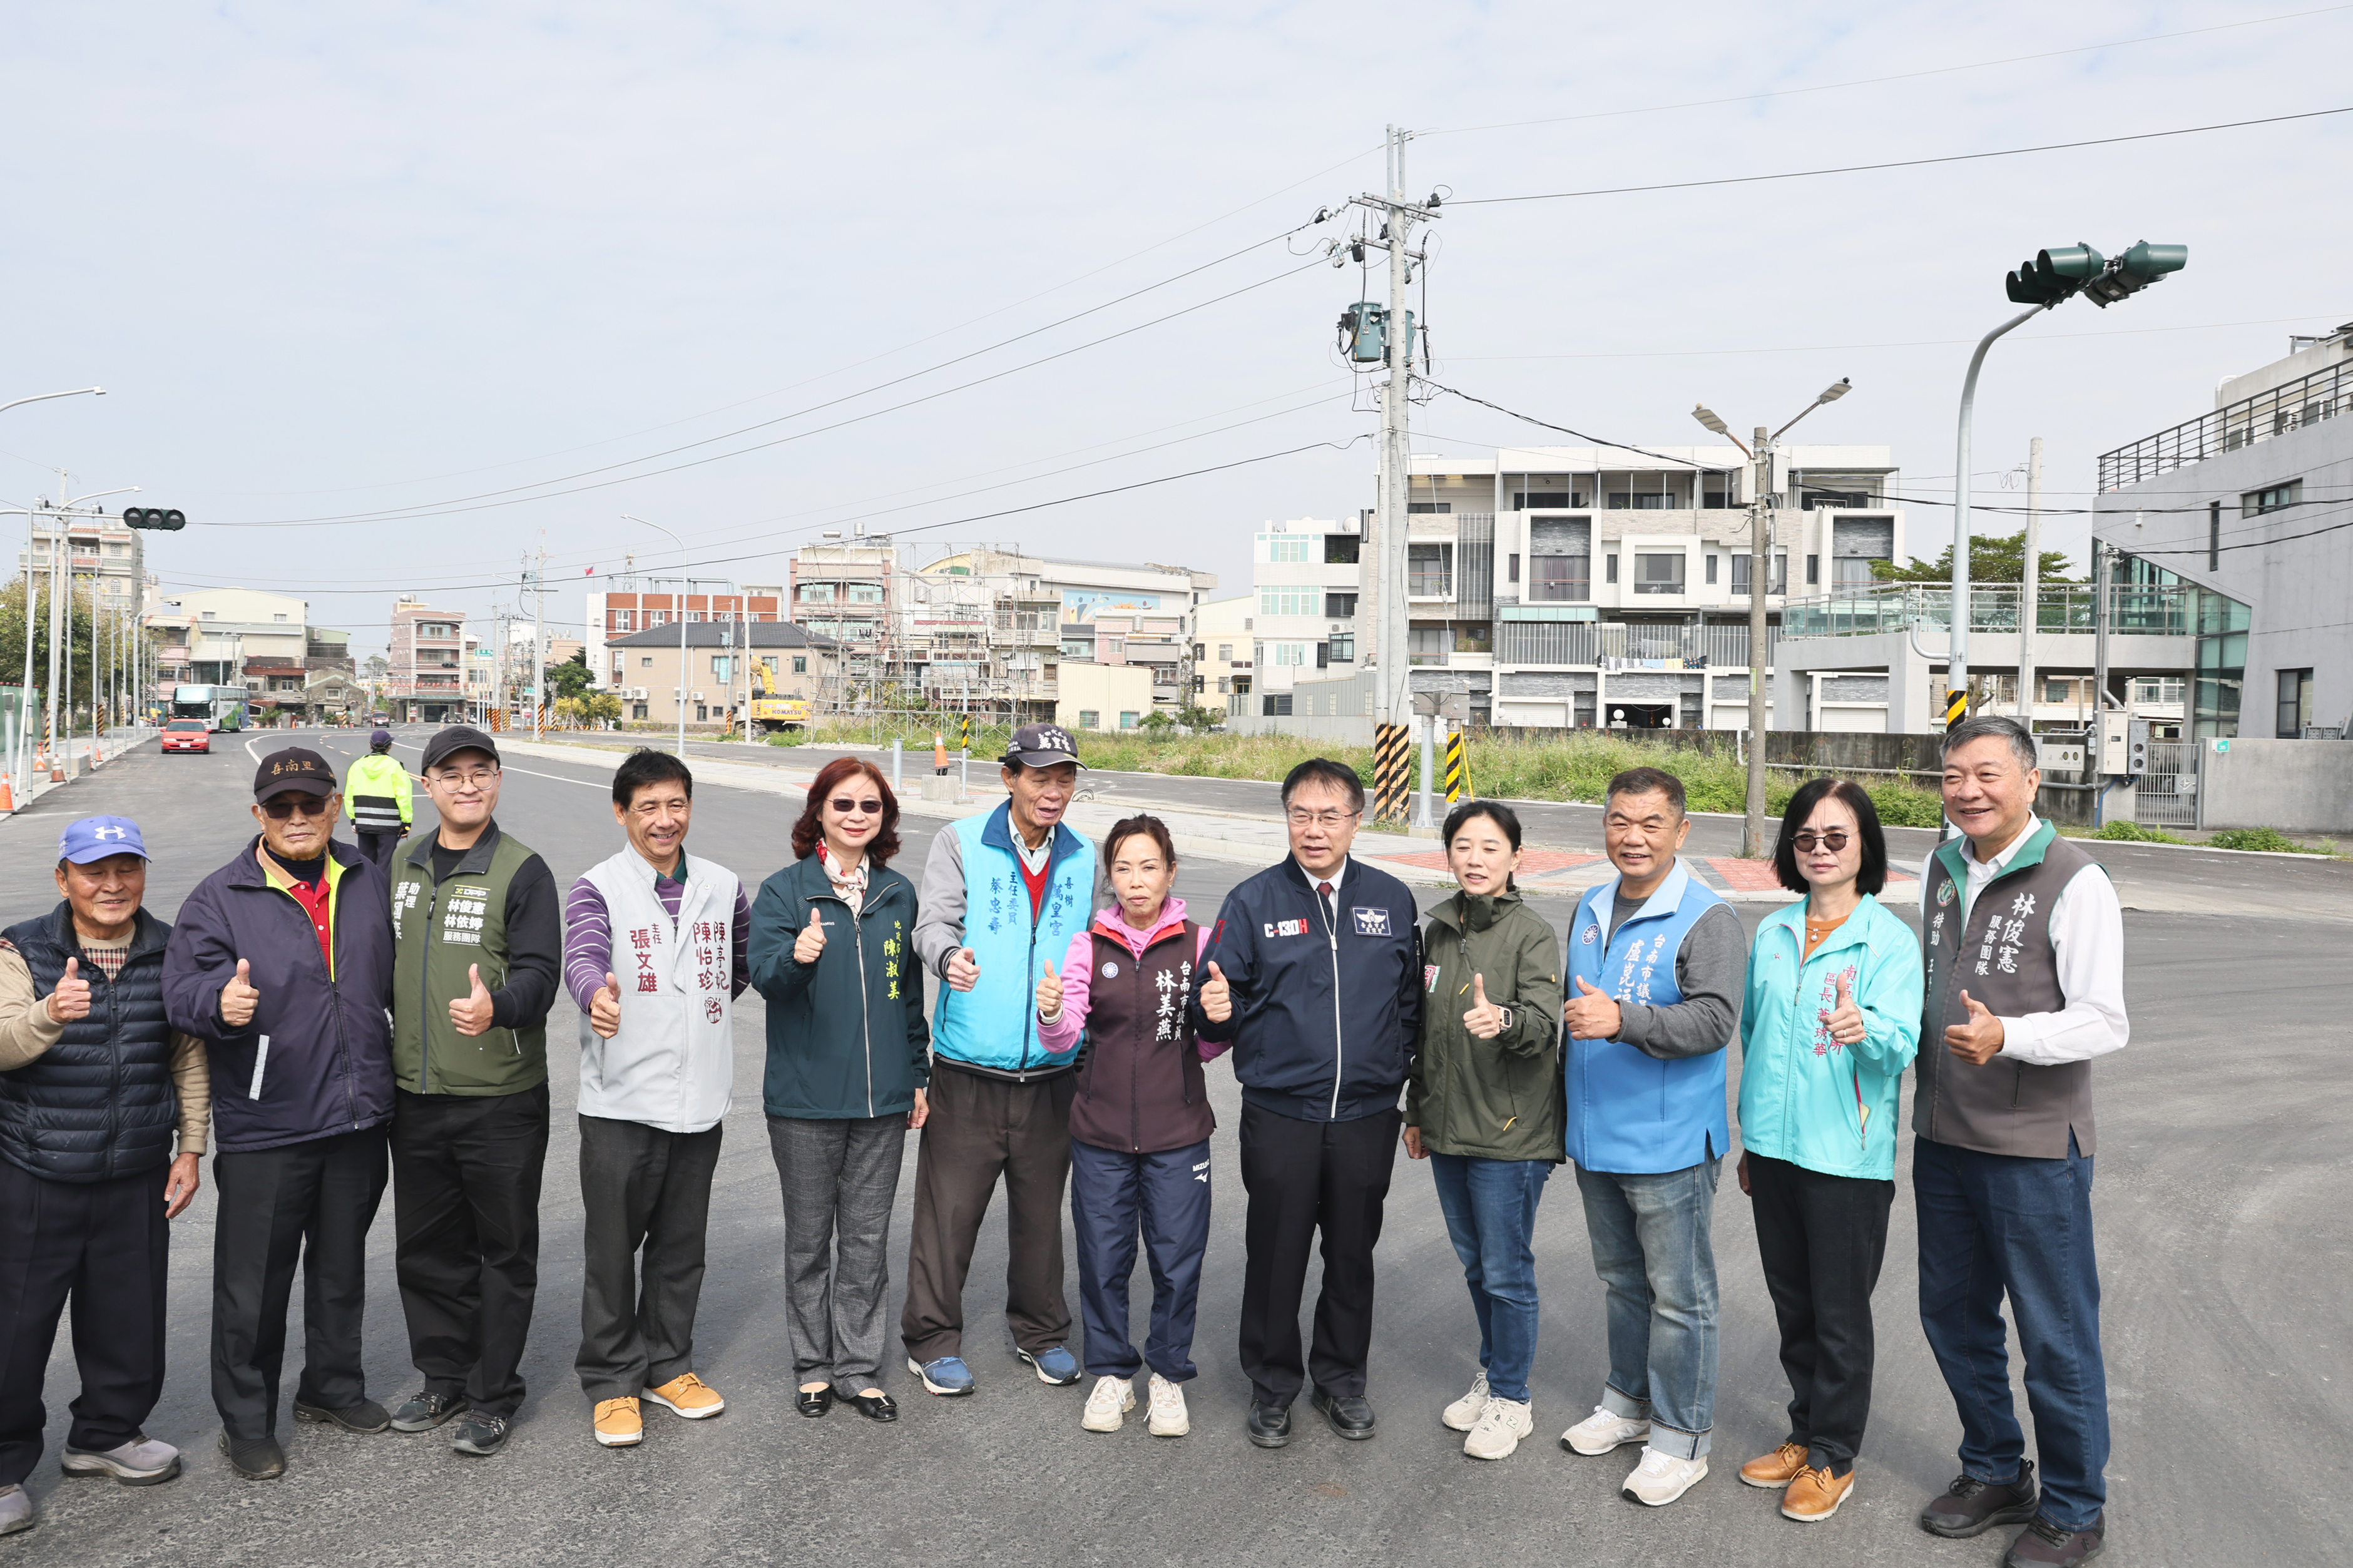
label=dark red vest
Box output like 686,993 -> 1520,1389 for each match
1069,920 -> 1212,1154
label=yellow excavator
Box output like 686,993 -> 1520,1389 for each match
748,661 -> 811,734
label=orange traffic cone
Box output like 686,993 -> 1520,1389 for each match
0,774 -> 13,812
932,731 -> 948,776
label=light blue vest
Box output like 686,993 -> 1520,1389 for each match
1565,859 -> 1730,1174
930,803 -> 1095,1076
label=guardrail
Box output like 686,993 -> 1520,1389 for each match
2099,356 -> 2353,491
1780,583 -> 2191,640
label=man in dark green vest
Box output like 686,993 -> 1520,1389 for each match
384,726 -> 561,1459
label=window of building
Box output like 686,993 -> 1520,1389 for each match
1406,502 -> 1452,514
1216,676 -> 1230,693
1324,534 -> 1360,565
641,656 -> 654,668
2129,676 -> 2185,705
1506,552 -> 1521,584
1806,554 -> 1820,585
1327,634 -> 1355,662
711,656 -> 732,677
1454,623 -> 1491,654
1260,534 -> 1312,562
800,584 -> 835,603
1513,491 -> 1581,509
1633,554 -> 1686,595
1606,492 -> 1673,510
1408,626 -> 1449,666
1704,553 -> 1718,585
2043,678 -> 2075,705
1604,554 -> 1619,584
2277,668 -> 2315,736
792,656 -> 807,675
631,704 -> 648,720
1728,552 -> 1789,596
1258,586 -> 1318,617
848,583 -> 884,603
1078,710 -> 1100,728
613,609 -> 635,631
202,611 -> 217,620
1217,643 -> 1233,661
1120,711 -> 1140,730
1271,643 -> 1307,666
1408,542 -> 1451,597
1261,693 -> 1294,716
1324,592 -> 1357,619
1800,485 -> 1874,510
2243,480 -> 2303,516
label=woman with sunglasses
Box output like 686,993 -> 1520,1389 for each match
1732,778 -> 1922,1522
747,758 -> 929,1423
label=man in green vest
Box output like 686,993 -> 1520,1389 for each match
383,726 -> 561,1459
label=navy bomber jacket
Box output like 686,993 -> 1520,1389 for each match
1192,857 -> 1421,1123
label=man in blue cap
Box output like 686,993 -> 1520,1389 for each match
0,817 -> 210,1537
344,730 -> 412,870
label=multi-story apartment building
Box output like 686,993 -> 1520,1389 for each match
788,541 -> 895,687
605,623 -> 844,726
18,512 -> 146,616
1191,593 -> 1254,705
586,586 -> 783,689
388,596 -> 470,724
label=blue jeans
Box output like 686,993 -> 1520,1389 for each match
1575,1158 -> 1720,1459
1427,1154 -> 1550,1403
1915,1133 -> 2108,1532
1069,1139 -> 1212,1382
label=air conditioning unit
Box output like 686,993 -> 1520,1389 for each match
689,691 -> 705,701
623,686 -> 648,700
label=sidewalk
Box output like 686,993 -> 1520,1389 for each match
2,728 -> 155,815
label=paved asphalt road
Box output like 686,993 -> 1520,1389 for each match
1,728 -> 2346,1567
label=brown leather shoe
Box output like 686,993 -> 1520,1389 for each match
1739,1441 -> 1809,1489
2003,1513 -> 2106,1566
1780,1465 -> 1854,1522
1920,1459 -> 2038,1538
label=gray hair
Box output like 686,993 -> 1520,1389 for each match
1940,714 -> 2038,773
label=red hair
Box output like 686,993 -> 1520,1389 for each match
792,757 -> 902,868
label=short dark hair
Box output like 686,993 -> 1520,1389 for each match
1605,766 -> 1686,818
1441,798 -> 1521,853
1280,756 -> 1366,815
613,747 -> 694,808
1772,777 -> 1889,896
1102,813 -> 1177,871
1941,714 -> 2038,773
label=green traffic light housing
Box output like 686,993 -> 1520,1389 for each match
2005,244 -> 2105,306
121,507 -> 186,531
2082,240 -> 2188,306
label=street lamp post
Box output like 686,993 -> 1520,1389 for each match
1692,380 -> 1851,858
623,514 -> 690,758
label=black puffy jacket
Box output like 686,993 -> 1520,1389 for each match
0,904 -> 179,1183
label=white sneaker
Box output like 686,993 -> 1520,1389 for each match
1441,1372 -> 1490,1432
1146,1373 -> 1189,1437
1560,1403 -> 1651,1455
1621,1445 -> 1708,1506
1462,1396 -> 1533,1460
1080,1375 -> 1135,1433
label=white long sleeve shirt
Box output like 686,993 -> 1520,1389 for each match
1919,818 -> 2130,1067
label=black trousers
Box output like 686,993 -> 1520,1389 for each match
1747,1151 -> 1894,1474
1236,1100 -> 1401,1407
354,830 -> 402,869
212,1126 -> 390,1439
574,1115 -> 723,1402
392,1084 -> 549,1418
0,1160 -> 170,1485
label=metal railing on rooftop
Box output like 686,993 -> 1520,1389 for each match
2098,356 -> 2353,491
1779,583 -> 2191,640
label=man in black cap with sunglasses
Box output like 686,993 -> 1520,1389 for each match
164,746 -> 399,1482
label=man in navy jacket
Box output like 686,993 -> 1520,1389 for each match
1194,758 -> 1421,1448
163,748 -> 397,1482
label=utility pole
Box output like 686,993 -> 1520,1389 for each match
1747,427 -> 1772,858
532,541 -> 546,743
2018,435 -> 2043,724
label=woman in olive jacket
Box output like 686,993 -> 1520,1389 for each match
1403,799 -> 1564,1462
747,758 -> 930,1424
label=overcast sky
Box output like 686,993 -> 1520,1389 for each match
4,2 -> 2347,656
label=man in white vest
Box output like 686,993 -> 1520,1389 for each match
561,750 -> 750,1450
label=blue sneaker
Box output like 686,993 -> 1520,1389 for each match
907,1356 -> 976,1397
1018,1345 -> 1082,1387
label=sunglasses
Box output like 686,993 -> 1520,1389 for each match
260,795 -> 332,820
1790,830 -> 1851,853
829,797 -> 885,816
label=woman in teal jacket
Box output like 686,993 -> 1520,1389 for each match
1733,778 -> 1922,1524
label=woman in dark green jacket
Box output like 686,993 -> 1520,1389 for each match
1404,799 -> 1564,1462
747,758 -> 929,1424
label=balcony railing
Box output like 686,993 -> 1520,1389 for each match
1779,583 -> 2192,640
2099,355 -> 2353,490
1496,621 -> 1782,668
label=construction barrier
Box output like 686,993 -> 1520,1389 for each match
1373,721 -> 1412,822
1444,728 -> 1467,805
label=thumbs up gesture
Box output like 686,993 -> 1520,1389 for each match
1034,957 -> 1064,1022
1822,970 -> 1866,1047
220,958 -> 260,1030
1944,988 -> 2006,1066
590,970 -> 622,1039
794,906 -> 827,966
945,946 -> 981,994
1462,972 -> 1506,1040
46,957 -> 91,1024
1563,975 -> 1622,1041
449,962 -> 496,1037
1198,960 -> 1232,1024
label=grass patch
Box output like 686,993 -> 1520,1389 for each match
2091,820 -> 2185,845
2204,826 -> 2335,855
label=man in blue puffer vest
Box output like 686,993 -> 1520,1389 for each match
1559,768 -> 1747,1509
903,724 -> 1097,1397
0,818 -> 209,1538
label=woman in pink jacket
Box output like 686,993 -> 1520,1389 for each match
1033,815 -> 1216,1440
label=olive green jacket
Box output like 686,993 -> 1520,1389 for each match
1406,888 -> 1565,1163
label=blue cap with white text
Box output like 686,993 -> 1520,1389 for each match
59,815 -> 150,864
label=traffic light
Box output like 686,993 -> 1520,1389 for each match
2082,241 -> 2188,307
120,507 -> 186,531
2004,245 -> 2104,306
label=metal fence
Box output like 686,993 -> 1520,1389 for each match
2099,355 -> 2353,491
2134,740 -> 2200,827
1780,583 -> 2191,641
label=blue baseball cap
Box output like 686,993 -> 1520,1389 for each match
59,816 -> 149,864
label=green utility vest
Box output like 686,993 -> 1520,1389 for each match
390,822 -> 547,1096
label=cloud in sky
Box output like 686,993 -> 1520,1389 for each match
3,1 -> 2345,648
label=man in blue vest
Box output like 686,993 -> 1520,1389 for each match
903,724 -> 1096,1397
0,817 -> 208,1537
1560,767 -> 1746,1507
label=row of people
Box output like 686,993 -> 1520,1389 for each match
0,717 -> 2121,1568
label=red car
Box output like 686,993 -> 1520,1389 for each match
161,719 -> 212,754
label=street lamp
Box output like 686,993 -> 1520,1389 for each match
1692,379 -> 1852,858
623,514 -> 690,758
0,387 -> 103,418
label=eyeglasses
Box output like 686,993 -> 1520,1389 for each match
1790,830 -> 1851,853
1285,808 -> 1359,828
431,769 -> 498,788
260,795 -> 331,820
829,797 -> 885,816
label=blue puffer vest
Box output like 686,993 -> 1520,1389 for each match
0,903 -> 178,1183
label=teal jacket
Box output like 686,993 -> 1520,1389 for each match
1736,893 -> 1923,1181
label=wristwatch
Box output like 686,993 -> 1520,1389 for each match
1494,1006 -> 1514,1034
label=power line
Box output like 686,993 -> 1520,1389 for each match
1442,311 -> 2353,363
1418,380 -> 1723,471
1451,105 -> 2353,205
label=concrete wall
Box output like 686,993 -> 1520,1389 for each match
2197,738 -> 2353,834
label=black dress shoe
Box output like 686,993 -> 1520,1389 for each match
1309,1387 -> 1377,1440
796,1388 -> 834,1418
848,1392 -> 899,1423
218,1432 -> 286,1480
1246,1401 -> 1292,1449
1921,1461 -> 2039,1539
293,1398 -> 390,1434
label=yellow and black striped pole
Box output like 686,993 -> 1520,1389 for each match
959,714 -> 971,751
1944,685 -> 1969,731
1443,727 -> 1467,804
1373,721 -> 1411,822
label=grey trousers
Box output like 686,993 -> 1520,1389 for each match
574,1114 -> 723,1402
768,1114 -> 908,1395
